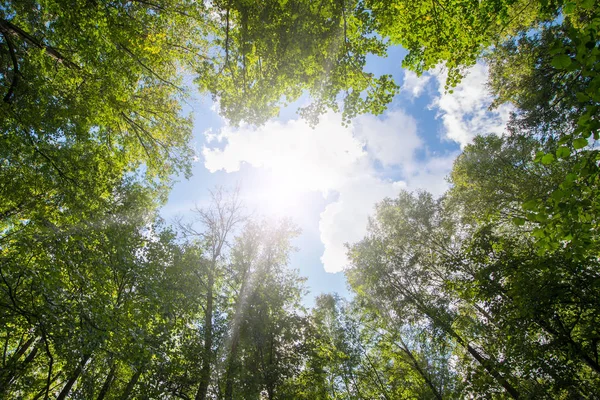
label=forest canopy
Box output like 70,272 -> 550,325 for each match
1,0 -> 599,398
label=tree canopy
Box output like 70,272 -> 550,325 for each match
1,0 -> 599,398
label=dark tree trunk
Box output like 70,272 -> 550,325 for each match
396,335 -> 443,400
97,362 -> 117,400
195,272 -> 214,400
391,279 -> 521,399
223,335 -> 239,400
0,335 -> 38,389
56,354 -> 91,400
119,367 -> 143,400
224,265 -> 250,400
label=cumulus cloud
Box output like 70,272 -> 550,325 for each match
203,115 -> 363,194
202,112 -> 444,272
201,63 -> 507,273
354,111 -> 421,167
406,153 -> 458,197
402,70 -> 432,99
319,173 -> 406,272
430,63 -> 513,147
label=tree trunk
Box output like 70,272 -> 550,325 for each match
97,362 -> 117,400
56,354 -> 90,400
4,335 -> 36,367
223,335 -> 239,400
391,279 -> 521,399
0,336 -> 39,389
119,367 -> 143,400
195,272 -> 214,400
429,311 -> 520,399
224,264 -> 250,400
395,336 -> 443,400
477,273 -> 600,377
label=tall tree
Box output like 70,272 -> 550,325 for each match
178,187 -> 245,400
347,191 -> 525,398
221,219 -> 306,400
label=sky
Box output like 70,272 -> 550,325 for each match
160,47 -> 513,306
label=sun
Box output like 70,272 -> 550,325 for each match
249,171 -> 314,218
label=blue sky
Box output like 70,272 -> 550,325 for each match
160,47 -> 513,306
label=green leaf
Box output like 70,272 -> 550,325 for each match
578,112 -> 591,126
551,189 -> 566,200
563,2 -> 576,14
565,173 -> 577,183
551,54 -> 572,69
532,228 -> 546,238
556,146 -> 571,159
559,134 -> 573,144
541,153 -> 555,165
523,199 -> 538,211
534,150 -> 545,162
576,92 -> 589,102
573,138 -> 588,149
512,217 -> 526,226
581,0 -> 594,9
563,233 -> 573,241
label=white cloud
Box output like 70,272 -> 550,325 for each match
354,111 -> 421,167
406,153 -> 458,197
202,112 -> 441,273
402,70 -> 432,99
319,174 -> 406,272
430,63 -> 513,148
201,62 -> 506,272
203,115 -> 364,194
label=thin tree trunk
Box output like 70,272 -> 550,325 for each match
119,367 -> 143,400
224,263 -> 250,400
0,18 -> 80,68
97,362 -> 117,400
430,312 -> 520,399
476,274 -> 600,377
4,335 -> 36,367
31,371 -> 62,400
537,316 -> 600,375
0,336 -> 39,389
390,279 -> 521,399
223,335 -> 239,400
395,335 -> 443,400
9,342 -> 38,385
56,354 -> 90,400
195,272 -> 214,400
185,187 -> 243,400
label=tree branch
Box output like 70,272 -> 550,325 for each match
1,31 -> 19,103
0,18 -> 80,69
118,43 -> 183,92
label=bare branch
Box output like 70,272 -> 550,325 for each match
179,185 -> 246,261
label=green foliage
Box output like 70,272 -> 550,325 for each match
220,219 -> 307,400
485,0 -> 600,258
195,0 -> 398,126
0,182 -> 203,399
2,0 -> 600,398
0,0 -> 200,183
347,188 -> 600,398
368,0 -> 550,87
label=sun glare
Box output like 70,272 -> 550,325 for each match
250,172 -> 319,218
